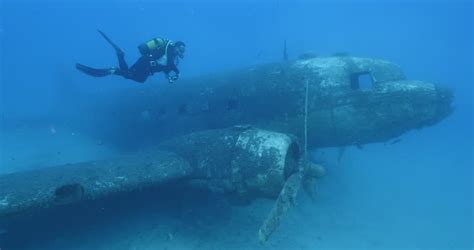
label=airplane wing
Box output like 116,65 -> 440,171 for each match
0,150 -> 192,217
0,126 -> 313,242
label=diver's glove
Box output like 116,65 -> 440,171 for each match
168,74 -> 179,84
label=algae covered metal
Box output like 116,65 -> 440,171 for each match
89,56 -> 453,148
0,150 -> 192,217
0,127 -> 301,218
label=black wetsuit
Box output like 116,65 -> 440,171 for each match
112,47 -> 180,83
76,32 -> 180,83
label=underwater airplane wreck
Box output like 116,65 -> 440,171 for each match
0,56 -> 453,242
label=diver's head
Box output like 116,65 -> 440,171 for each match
174,41 -> 186,59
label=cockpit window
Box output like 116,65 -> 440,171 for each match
351,72 -> 374,90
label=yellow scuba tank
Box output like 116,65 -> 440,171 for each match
138,38 -> 169,56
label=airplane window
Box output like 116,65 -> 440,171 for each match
351,72 -> 373,90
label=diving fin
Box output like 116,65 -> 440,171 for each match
76,63 -> 115,77
97,29 -> 123,54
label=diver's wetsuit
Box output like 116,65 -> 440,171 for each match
76,50 -> 180,83
112,49 -> 180,83
76,31 -> 180,83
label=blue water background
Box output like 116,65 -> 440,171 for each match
1,0 -> 472,249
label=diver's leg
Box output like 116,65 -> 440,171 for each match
126,56 -> 151,83
112,69 -> 147,83
104,57 -> 148,83
116,50 -> 129,71
98,29 -> 128,70
95,30 -> 147,83
98,30 -> 123,54
76,63 -> 115,77
78,56 -> 149,83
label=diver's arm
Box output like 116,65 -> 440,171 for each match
169,63 -> 180,76
168,54 -> 181,76
165,63 -> 180,83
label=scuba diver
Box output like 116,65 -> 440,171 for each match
76,30 -> 185,83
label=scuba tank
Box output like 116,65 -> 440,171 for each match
138,37 -> 170,56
